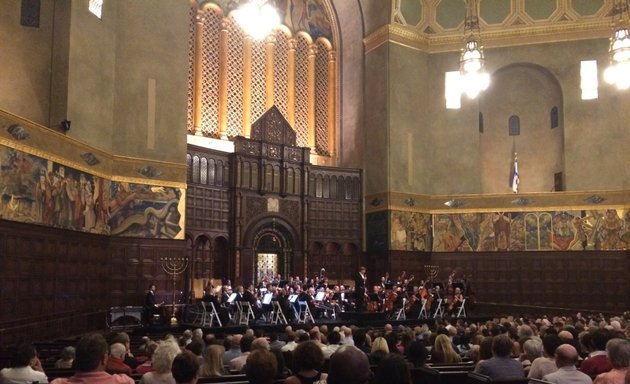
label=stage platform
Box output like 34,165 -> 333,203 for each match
135,312 -> 493,337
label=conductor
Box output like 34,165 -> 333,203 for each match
354,266 -> 367,312
144,284 -> 162,324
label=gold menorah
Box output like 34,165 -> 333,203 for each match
161,256 -> 188,325
424,265 -> 440,282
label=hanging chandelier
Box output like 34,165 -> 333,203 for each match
459,0 -> 490,99
233,0 -> 281,40
604,0 -> 630,90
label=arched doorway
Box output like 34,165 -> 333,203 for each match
241,217 -> 300,285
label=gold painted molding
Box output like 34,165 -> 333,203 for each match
365,21 -> 611,54
365,190 -> 630,214
0,109 -> 187,188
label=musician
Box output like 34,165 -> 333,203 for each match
448,287 -> 464,316
354,266 -> 367,312
241,283 -> 262,319
201,286 -> 230,325
333,285 -> 350,312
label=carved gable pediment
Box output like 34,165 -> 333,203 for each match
249,105 -> 296,146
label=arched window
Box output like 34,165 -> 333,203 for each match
509,115 -> 520,136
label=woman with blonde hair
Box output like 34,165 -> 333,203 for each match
198,344 -> 225,378
140,338 -> 181,384
430,334 -> 462,364
370,336 -> 390,365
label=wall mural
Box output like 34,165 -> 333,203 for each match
390,211 -> 432,251
0,145 -> 183,239
431,210 -> 630,252
211,0 -> 332,39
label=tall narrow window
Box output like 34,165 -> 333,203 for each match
445,71 -> 461,109
478,112 -> 484,133
550,106 -> 559,129
88,0 -> 103,19
580,60 -> 598,100
508,115 -> 520,136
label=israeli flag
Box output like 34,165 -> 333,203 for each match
511,153 -> 519,193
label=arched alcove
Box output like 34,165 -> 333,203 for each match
479,63 -> 564,193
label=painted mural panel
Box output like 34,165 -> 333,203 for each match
390,211 -> 432,251
0,144 -> 184,239
432,210 -> 629,252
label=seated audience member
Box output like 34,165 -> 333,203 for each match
245,349 -> 277,384
284,341 -> 328,384
228,334 -> 254,372
110,332 -> 139,370
136,342 -> 159,375
369,337 -> 390,366
474,336 -> 495,370
171,352 -> 199,384
529,334 -> 563,379
375,354 -> 411,384
198,344 -> 225,378
430,334 -> 462,364
139,339 -> 181,384
582,329 -> 614,377
520,338 -> 543,374
322,331 -> 342,359
543,344 -> 592,384
50,333 -> 134,384
406,340 -> 429,368
223,335 -> 242,365
106,343 -> 132,375
55,346 -> 76,369
328,345 -> 372,384
0,343 -> 48,384
594,339 -> 630,384
476,334 -> 525,380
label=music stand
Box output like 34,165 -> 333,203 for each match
262,293 -> 273,305
227,293 -> 237,304
315,291 -> 326,301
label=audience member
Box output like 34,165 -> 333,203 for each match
105,343 -> 132,376
198,345 -> 224,378
594,339 -> 630,384
520,338 -> 543,374
139,339 -> 181,384
54,346 -> 76,369
171,351 -> 199,384
110,332 -> 139,370
476,334 -> 525,380
529,334 -> 563,379
582,329 -> 614,377
228,334 -> 254,372
322,331 -> 342,359
284,341 -> 328,384
50,333 -> 134,384
543,344 -> 592,384
0,344 -> 48,384
281,332 -> 298,352
369,337 -> 390,366
374,354 -> 411,384
244,349 -> 277,384
406,340 -> 429,368
430,334 -> 462,364
223,335 -> 241,365
328,345 -> 372,384
136,342 -> 158,375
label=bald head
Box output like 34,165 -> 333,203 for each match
328,345 -> 371,384
555,344 -> 579,368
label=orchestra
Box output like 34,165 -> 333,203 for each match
159,266 -> 473,327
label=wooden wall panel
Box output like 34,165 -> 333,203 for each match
0,220 -> 185,346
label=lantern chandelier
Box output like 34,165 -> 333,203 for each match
604,0 -> 630,90
233,0 -> 281,40
459,0 -> 490,99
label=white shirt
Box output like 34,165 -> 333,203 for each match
0,366 -> 49,384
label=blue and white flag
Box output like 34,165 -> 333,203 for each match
511,153 -> 519,193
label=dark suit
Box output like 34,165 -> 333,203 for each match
354,272 -> 366,311
144,290 -> 158,323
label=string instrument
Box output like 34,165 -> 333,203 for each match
384,290 -> 398,312
447,271 -> 455,296
448,294 -> 462,312
405,293 -> 419,312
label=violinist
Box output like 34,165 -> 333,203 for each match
448,287 -> 464,316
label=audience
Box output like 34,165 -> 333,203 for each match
430,334 -> 462,364
529,334 -> 563,379
284,340 -> 327,384
105,343 -> 132,376
198,344 -> 224,378
228,334 -> 254,372
476,334 -> 525,380
54,346 -> 76,369
583,329 -> 614,377
594,339 -> 630,384
543,344 -> 592,384
171,351 -> 199,384
369,337 -> 390,366
139,339 -> 181,384
0,343 -> 49,384
375,354 -> 411,384
328,345 -> 372,384
50,333 -> 134,384
136,342 -> 159,375
244,349 -> 277,384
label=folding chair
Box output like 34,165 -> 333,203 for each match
393,298 -> 407,320
455,298 -> 467,318
418,298 -> 430,319
271,301 -> 287,325
297,301 -> 315,324
202,301 -> 223,327
433,298 -> 445,318
239,301 -> 255,325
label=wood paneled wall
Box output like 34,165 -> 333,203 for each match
371,250 -> 630,314
0,220 -> 184,346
